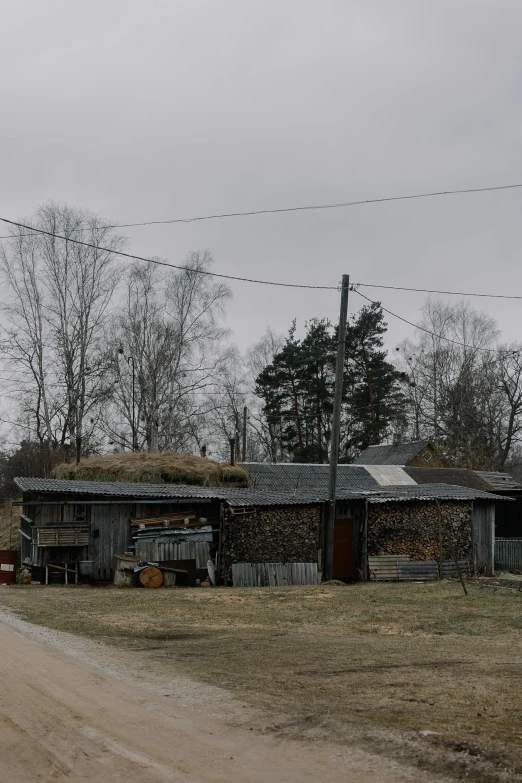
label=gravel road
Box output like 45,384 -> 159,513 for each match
0,610 -> 450,782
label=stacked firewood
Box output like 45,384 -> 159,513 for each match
440,502 -> 473,561
223,505 -> 321,568
368,501 -> 472,562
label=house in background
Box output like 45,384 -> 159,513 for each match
353,440 -> 446,467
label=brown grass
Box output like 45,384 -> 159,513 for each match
2,581 -> 522,781
52,451 -> 249,487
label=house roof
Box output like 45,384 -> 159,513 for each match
475,471 -> 522,492
353,441 -> 432,465
242,462 -> 380,491
405,467 -> 494,491
14,477 -> 509,506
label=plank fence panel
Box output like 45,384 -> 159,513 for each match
441,560 -> 471,578
232,562 -> 318,587
495,538 -> 522,570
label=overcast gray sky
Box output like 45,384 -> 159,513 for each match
2,0 -> 522,353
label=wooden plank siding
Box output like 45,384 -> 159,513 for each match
472,500 -> 495,575
231,562 -> 320,587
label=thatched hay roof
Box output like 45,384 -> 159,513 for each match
52,451 -> 249,487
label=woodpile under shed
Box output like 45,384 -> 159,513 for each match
367,500 -> 472,562
222,504 -> 322,579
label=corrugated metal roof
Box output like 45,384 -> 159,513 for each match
241,462 -> 379,491
14,477 -> 508,507
475,471 -> 522,492
364,466 -> 416,486
405,467 -> 494,491
333,483 -> 510,503
13,477 -> 324,508
353,441 -> 432,465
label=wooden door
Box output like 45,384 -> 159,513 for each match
333,518 -> 354,579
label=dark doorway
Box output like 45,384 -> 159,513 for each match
333,518 -> 354,579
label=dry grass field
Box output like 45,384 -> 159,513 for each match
2,580 -> 522,781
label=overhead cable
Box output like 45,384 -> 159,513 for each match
0,217 -> 338,290
352,288 -> 501,354
356,282 -> 522,301
1,180 -> 521,239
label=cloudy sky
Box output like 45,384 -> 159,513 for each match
2,0 -> 522,354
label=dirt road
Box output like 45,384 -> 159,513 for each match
0,615 -> 451,783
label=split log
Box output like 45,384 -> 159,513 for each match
162,570 -> 177,587
114,570 -> 137,587
139,566 -> 163,588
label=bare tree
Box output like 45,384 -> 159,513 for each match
0,203 -> 123,460
104,252 -> 232,452
395,298 -> 522,469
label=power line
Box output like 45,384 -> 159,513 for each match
352,287 -> 501,354
1,180 -> 521,239
3,217 -> 522,302
356,281 -> 522,301
110,182 -> 522,227
0,217 -> 338,290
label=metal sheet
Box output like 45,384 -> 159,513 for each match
364,466 -> 416,487
231,562 -> 318,587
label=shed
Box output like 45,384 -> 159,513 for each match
14,478 -> 324,583
405,467 -> 522,538
15,477 -> 507,584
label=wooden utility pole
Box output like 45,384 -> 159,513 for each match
242,406 -> 248,462
324,274 -> 350,581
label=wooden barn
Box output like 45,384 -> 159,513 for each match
15,476 -> 507,584
14,478 -> 324,584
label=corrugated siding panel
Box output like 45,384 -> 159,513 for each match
231,562 -> 319,587
365,466 -> 416,486
495,538 -> 522,570
135,539 -> 210,568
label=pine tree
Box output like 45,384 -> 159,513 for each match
342,303 -> 405,460
255,305 -> 406,463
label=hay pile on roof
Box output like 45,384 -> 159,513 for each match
52,451 -> 250,487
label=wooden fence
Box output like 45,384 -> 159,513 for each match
495,538 -> 522,571
369,555 -> 471,582
232,562 -> 320,587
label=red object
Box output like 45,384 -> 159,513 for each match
0,550 -> 17,584
333,519 -> 354,579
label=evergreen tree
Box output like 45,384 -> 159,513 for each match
341,303 -> 405,460
255,304 -> 406,462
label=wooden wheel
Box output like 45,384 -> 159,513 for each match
139,566 -> 163,588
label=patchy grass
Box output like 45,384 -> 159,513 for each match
2,580 -> 522,779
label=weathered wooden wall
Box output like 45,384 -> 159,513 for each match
222,504 -> 322,578
472,500 -> 495,575
90,504 -> 132,581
